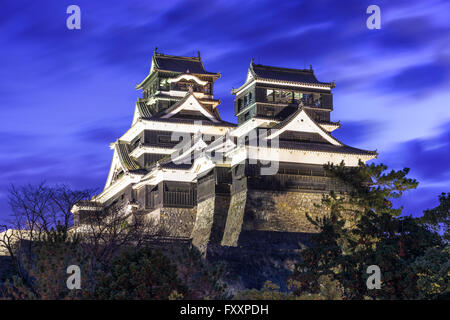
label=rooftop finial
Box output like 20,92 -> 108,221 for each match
197,50 -> 201,59
154,47 -> 158,55
309,64 -> 313,71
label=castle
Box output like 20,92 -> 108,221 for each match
71,49 -> 377,255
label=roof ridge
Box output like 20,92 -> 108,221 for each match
155,52 -> 201,61
252,63 -> 314,74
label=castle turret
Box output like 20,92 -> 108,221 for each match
72,53 -> 377,255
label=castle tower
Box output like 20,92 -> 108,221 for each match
215,61 -> 377,249
72,50 -> 236,234
72,53 -> 377,255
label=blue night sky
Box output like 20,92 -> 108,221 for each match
0,0 -> 449,223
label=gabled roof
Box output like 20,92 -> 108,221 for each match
266,107 -> 377,156
159,92 -> 220,123
250,61 -> 334,87
267,106 -> 342,146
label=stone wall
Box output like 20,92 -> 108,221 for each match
191,195 -> 230,253
156,207 -> 197,238
208,230 -> 313,291
191,197 -> 215,253
207,189 -> 328,290
221,190 -> 247,247
243,190 -> 327,233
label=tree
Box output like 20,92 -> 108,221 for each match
234,275 -> 344,300
85,245 -> 228,300
167,246 -> 228,300
420,193 -> 449,242
3,226 -> 88,300
1,183 -> 155,298
0,182 -> 94,281
86,246 -> 184,300
1,183 -> 227,300
291,161 -> 445,300
75,203 -> 157,269
409,245 -> 450,299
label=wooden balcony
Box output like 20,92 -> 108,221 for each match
163,190 -> 196,208
248,173 -> 350,193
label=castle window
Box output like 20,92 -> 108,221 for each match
266,89 -> 274,102
237,98 -> 242,111
158,135 -> 172,143
132,138 -> 141,150
264,107 -> 275,117
302,93 -> 312,105
285,91 -> 293,103
248,92 -> 253,104
244,95 -> 248,106
274,90 -> 291,103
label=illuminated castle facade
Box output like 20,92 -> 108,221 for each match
72,50 -> 377,253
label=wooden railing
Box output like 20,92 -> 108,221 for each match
248,173 -> 350,193
163,190 -> 196,207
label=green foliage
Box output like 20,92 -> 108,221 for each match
409,245 -> 450,299
2,170 -> 447,300
3,225 -> 88,300
87,245 -> 228,300
168,246 -> 229,300
420,193 -> 449,242
2,237 -> 228,300
235,275 -> 344,300
235,281 -> 294,300
291,161 -> 446,300
87,246 -> 184,300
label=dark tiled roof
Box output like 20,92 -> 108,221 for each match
251,63 -> 332,86
116,142 -> 142,171
277,141 -> 377,156
157,151 -> 196,170
317,120 -> 340,127
154,53 -> 218,75
75,200 -> 103,208
160,161 -> 194,170
137,101 -> 153,118
146,115 -> 237,127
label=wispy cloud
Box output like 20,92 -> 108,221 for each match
0,0 -> 449,222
